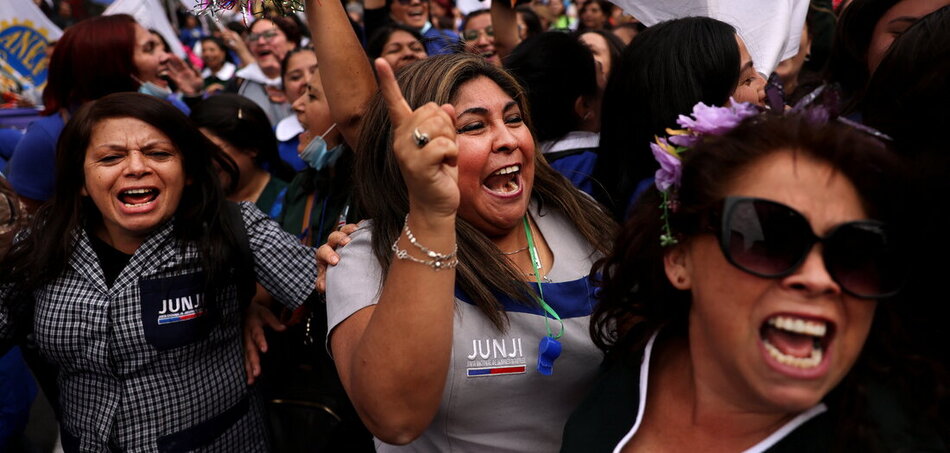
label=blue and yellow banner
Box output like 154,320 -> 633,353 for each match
0,0 -> 63,90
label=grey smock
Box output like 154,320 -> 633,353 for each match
326,204 -> 604,452
0,202 -> 317,452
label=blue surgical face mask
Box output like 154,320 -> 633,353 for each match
138,80 -> 172,99
299,123 -> 343,170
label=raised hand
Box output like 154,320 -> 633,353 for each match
375,58 -> 460,220
165,54 -> 204,96
220,28 -> 254,69
316,222 -> 360,293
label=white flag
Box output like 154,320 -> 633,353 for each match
105,0 -> 186,58
0,0 -> 63,88
608,0 -> 809,76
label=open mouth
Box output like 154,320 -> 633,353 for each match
760,315 -> 833,370
407,10 -> 425,17
118,188 -> 159,208
255,49 -> 273,59
482,164 -> 522,195
480,51 -> 497,60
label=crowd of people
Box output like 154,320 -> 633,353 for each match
1,0 -> 948,451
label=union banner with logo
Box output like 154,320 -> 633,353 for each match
0,0 -> 63,90
105,0 -> 185,58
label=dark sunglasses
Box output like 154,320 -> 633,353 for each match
714,197 -> 905,299
461,26 -> 494,42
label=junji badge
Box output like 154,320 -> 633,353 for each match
140,272 -> 212,350
537,336 -> 562,375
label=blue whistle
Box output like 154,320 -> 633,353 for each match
537,336 -> 562,375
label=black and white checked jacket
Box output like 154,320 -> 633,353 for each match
0,202 -> 317,452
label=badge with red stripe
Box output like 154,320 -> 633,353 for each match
466,365 -> 527,377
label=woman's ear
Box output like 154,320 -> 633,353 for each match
574,95 -> 600,130
573,96 -> 589,120
663,244 -> 692,290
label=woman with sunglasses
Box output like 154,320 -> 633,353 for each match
561,111 -> 946,451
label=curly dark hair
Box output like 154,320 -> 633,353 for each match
591,112 -> 949,447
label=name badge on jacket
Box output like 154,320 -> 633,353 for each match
140,273 -> 213,351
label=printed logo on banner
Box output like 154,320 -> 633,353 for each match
157,293 -> 207,325
465,337 -> 527,377
0,19 -> 53,86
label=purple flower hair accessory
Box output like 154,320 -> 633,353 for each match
675,99 -> 759,135
650,99 -> 760,247
650,138 -> 682,192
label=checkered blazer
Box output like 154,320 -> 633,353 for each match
1,202 -> 317,452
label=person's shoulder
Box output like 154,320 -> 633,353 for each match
435,28 -> 458,39
325,221 -> 381,322
236,200 -> 269,226
561,357 -> 641,453
340,221 -> 374,254
328,221 -> 376,279
33,114 -> 64,128
23,114 -> 65,138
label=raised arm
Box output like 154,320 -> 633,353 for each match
328,58 -> 459,445
305,0 -> 378,149
219,28 -> 255,69
491,0 -> 522,60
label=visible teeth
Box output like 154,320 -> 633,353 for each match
764,340 -> 823,369
491,165 -> 520,176
123,201 -> 152,208
123,188 -> 153,195
768,316 -> 827,337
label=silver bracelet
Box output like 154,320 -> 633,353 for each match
391,215 -> 458,270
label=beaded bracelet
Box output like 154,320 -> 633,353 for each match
391,215 -> 458,270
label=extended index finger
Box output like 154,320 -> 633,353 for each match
375,58 -> 412,125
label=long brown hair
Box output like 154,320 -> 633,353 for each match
355,54 -> 615,330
